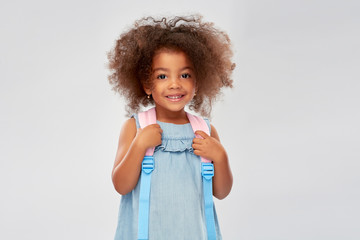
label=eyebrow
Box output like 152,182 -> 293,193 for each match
152,66 -> 194,72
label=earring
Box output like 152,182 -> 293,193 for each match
147,94 -> 151,99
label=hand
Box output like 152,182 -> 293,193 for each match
192,130 -> 226,163
135,124 -> 163,150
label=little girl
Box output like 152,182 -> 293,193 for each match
107,15 -> 235,240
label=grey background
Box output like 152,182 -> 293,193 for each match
1,0 -> 359,239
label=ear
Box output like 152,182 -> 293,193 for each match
143,84 -> 152,95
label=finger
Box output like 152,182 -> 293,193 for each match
192,138 -> 203,144
195,130 -> 209,139
149,124 -> 162,132
192,143 -> 202,150
193,149 -> 202,156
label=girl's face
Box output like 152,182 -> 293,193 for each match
144,49 -> 196,115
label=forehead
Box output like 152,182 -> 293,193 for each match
152,49 -> 193,69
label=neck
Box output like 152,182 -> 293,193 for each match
155,106 -> 189,124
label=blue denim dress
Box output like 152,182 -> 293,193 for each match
114,114 -> 222,240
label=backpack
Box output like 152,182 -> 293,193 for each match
137,107 -> 216,240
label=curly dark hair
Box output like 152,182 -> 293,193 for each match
107,15 -> 235,117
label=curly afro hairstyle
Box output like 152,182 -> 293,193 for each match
107,15 -> 235,117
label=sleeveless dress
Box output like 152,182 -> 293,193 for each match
114,114 -> 222,240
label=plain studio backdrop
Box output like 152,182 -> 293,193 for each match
1,0 -> 359,239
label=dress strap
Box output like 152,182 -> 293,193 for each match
131,113 -> 141,129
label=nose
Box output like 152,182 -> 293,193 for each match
168,76 -> 181,89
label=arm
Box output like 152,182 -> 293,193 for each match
112,118 -> 162,195
192,125 -> 233,200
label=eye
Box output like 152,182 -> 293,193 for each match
156,74 -> 167,80
181,73 -> 191,78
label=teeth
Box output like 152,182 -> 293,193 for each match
167,95 -> 182,99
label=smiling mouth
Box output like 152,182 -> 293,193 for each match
166,95 -> 184,99
166,95 -> 185,101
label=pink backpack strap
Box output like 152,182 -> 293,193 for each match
138,107 -> 157,156
186,112 -> 212,163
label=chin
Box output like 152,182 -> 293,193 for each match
156,103 -> 188,113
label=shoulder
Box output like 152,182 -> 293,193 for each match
209,124 -> 221,141
197,115 -> 220,141
202,117 -> 213,136
130,113 -> 140,129
118,117 -> 137,143
197,116 -> 219,141
122,117 -> 136,129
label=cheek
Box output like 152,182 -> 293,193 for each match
187,80 -> 196,93
150,84 -> 165,99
